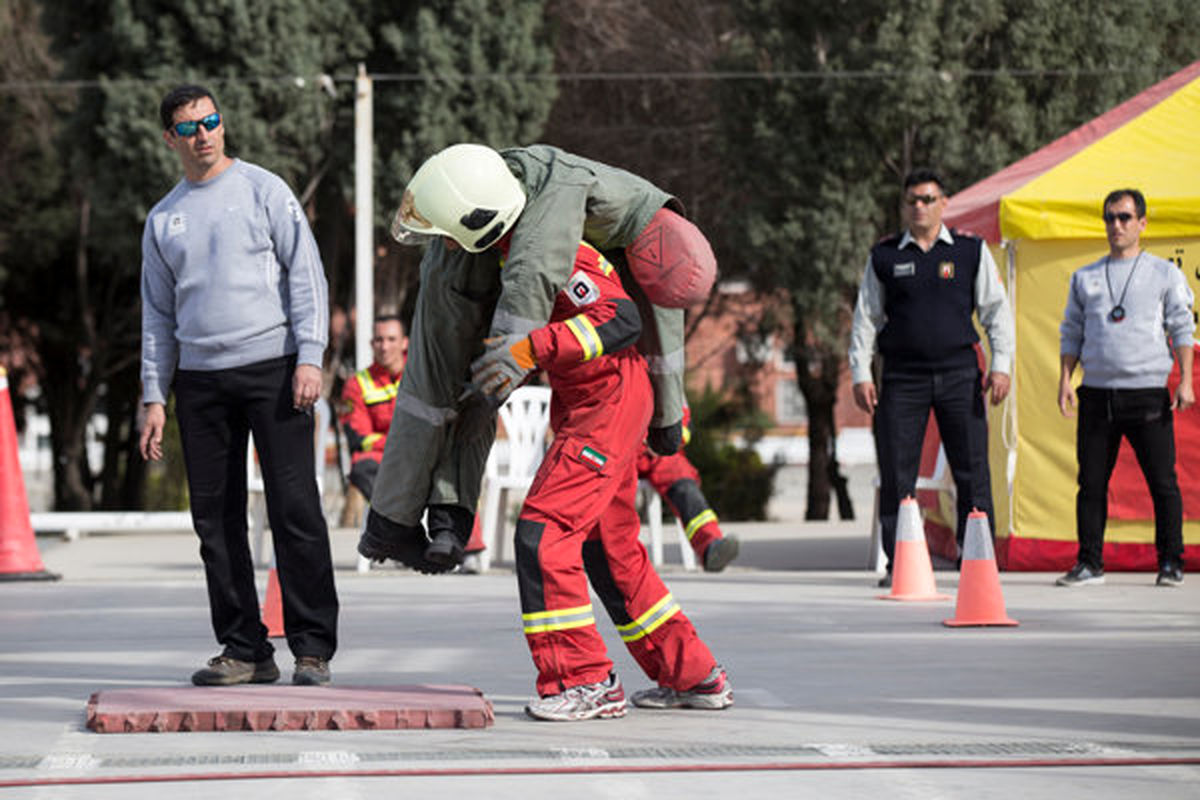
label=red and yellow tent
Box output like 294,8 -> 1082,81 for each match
937,60 -> 1200,570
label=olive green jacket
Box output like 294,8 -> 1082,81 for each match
371,145 -> 686,525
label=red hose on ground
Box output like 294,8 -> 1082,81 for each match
3,755 -> 1198,788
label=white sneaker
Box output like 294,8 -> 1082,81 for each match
525,673 -> 627,721
631,665 -> 733,710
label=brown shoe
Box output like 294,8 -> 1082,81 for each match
293,656 -> 332,686
191,654 -> 279,686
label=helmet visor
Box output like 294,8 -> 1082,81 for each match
391,190 -> 439,244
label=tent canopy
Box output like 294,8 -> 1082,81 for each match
946,61 -> 1200,242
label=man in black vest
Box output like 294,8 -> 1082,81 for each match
849,169 -> 1015,587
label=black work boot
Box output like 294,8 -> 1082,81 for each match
357,509 -> 450,574
423,505 -> 475,568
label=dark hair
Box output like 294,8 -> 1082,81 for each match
903,168 -> 945,193
159,85 -> 218,130
1103,188 -> 1146,219
373,314 -> 406,333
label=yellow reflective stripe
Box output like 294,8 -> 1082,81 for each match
684,509 -> 718,541
356,370 -> 400,405
616,593 -> 681,642
579,242 -> 613,276
361,433 -> 384,452
565,315 -> 603,361
522,604 -> 596,634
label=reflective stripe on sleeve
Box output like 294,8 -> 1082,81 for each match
361,433 -> 384,452
616,593 -> 681,643
522,603 -> 596,635
565,314 -> 604,361
579,242 -> 614,276
645,347 -> 685,374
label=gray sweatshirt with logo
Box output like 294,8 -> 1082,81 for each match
140,159 -> 329,405
1060,251 -> 1195,389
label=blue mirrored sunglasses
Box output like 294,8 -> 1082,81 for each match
172,112 -> 221,137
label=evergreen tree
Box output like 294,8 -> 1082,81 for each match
718,0 -> 1200,518
2,0 -> 556,511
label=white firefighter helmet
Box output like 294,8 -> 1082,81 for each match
390,143 -> 526,252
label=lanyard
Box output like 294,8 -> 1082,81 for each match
1104,251 -> 1142,323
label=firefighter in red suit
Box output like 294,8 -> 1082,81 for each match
636,405 -> 740,572
473,240 -> 733,721
339,315 -> 406,501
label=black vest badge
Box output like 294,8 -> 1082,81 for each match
894,262 -> 915,277
938,261 -> 955,279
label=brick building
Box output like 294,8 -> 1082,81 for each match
683,281 -> 871,439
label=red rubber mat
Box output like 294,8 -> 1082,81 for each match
86,684 -> 494,733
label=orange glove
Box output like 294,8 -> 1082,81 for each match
471,333 -> 537,399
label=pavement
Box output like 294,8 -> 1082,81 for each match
1,465 -> 1198,798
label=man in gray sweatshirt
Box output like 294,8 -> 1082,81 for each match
139,85 -> 338,685
1057,188 -> 1195,588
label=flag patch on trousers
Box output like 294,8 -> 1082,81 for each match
580,446 -> 608,471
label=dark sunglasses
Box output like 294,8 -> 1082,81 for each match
906,193 -> 941,206
1103,211 -> 1136,224
171,112 -> 221,137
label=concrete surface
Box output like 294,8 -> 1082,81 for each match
1,465 -> 1197,798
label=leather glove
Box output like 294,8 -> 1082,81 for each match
470,333 -> 537,401
647,421 -> 683,456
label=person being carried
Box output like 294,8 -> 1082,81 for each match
1056,188 -> 1194,588
464,234 -> 732,721
636,404 -> 739,572
357,144 -> 717,573
339,314 -> 408,502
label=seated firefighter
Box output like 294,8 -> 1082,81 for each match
339,315 -> 407,502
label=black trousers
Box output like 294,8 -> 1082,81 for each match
175,355 -> 338,662
1075,386 -> 1182,570
348,459 -> 379,501
876,365 -> 995,569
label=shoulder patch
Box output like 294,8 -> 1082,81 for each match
566,271 -> 600,307
167,213 -> 187,236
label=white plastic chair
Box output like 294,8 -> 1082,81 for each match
249,397 -> 330,567
641,481 -> 698,570
476,386 -> 553,572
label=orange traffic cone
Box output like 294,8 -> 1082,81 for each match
879,496 -> 949,601
262,567 -> 285,637
944,510 -> 1018,627
465,513 -> 485,554
0,367 -> 59,582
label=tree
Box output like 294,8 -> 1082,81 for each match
363,0 -> 558,324
0,0 -> 557,511
717,0 -> 1200,519
5,0 -> 371,510
0,0 -> 68,432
